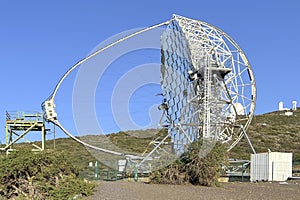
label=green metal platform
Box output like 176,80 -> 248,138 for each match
1,111 -> 47,153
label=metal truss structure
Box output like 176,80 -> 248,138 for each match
1,111 -> 47,153
158,15 -> 256,155
42,15 -> 256,171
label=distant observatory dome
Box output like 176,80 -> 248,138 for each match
292,100 -> 297,111
278,101 -> 284,111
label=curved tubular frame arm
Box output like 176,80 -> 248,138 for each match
48,19 -> 172,102
42,19 -> 173,157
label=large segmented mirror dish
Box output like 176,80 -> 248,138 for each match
160,15 -> 256,154
42,14 -> 256,170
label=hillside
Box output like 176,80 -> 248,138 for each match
1,109 -> 299,176
52,108 -> 300,175
229,108 -> 300,161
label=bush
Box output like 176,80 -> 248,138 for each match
150,141 -> 227,186
0,149 -> 96,199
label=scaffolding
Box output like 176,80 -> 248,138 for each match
1,111 -> 47,153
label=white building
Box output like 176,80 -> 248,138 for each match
250,152 -> 292,182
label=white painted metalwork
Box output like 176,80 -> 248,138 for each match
159,15 -> 256,154
42,15 -> 256,167
42,19 -> 172,157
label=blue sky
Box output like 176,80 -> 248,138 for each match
0,1 -> 299,141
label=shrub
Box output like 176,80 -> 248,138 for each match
150,140 -> 227,186
0,149 -> 96,199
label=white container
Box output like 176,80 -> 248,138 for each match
250,152 -> 292,182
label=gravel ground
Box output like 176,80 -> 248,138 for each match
84,180 -> 300,200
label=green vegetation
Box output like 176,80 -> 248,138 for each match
0,109 -> 299,198
0,149 -> 96,200
4,109 -> 299,172
109,130 -> 157,154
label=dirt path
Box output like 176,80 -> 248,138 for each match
84,180 -> 300,200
